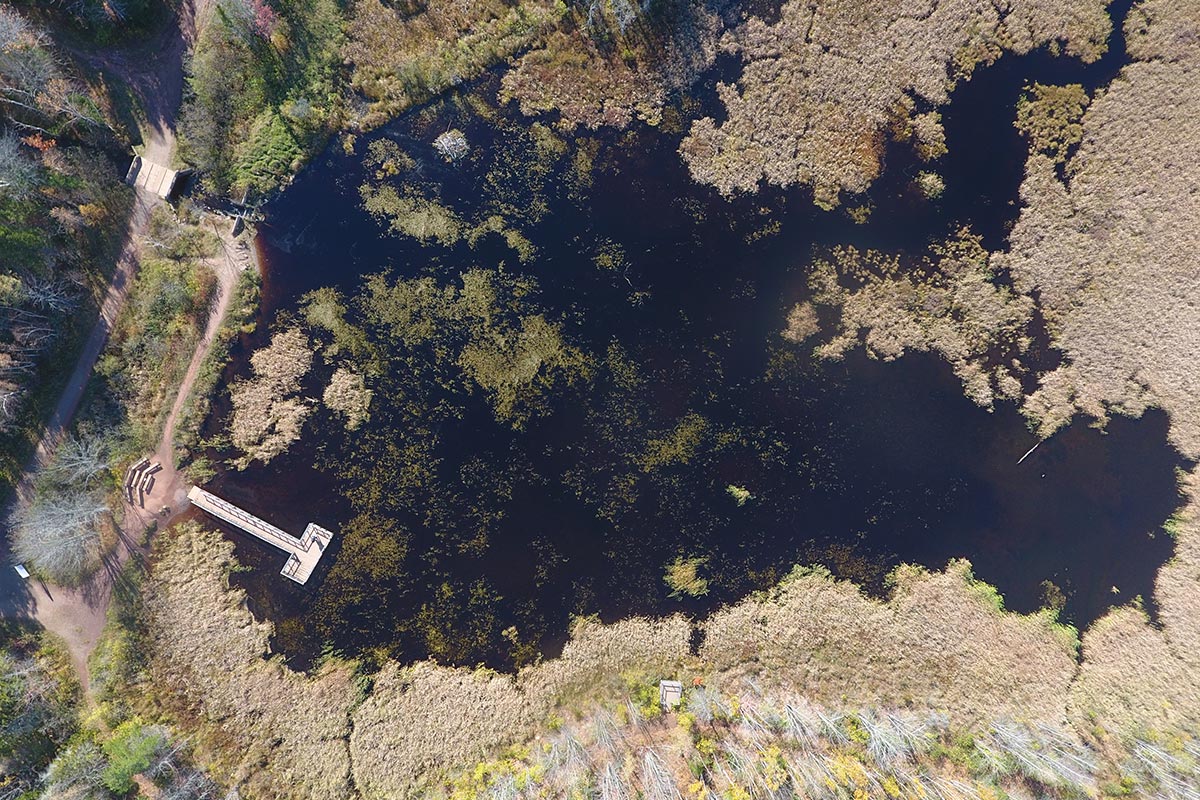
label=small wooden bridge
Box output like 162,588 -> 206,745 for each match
187,486 -> 334,585
125,155 -> 184,199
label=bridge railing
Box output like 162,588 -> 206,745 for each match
189,488 -> 305,553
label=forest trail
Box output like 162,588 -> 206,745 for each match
64,0 -> 212,167
17,221 -> 247,701
149,221 -> 249,525
6,195 -> 156,698
0,0 -> 222,699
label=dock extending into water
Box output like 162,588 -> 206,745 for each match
187,486 -> 334,584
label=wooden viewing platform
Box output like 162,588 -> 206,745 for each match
187,486 -> 334,585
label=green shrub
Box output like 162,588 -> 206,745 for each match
101,719 -> 165,794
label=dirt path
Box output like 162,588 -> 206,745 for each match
150,223 -> 249,518
16,195 -> 154,498
2,193 -> 157,696
0,0 -> 226,695
3,221 -> 248,699
64,0 -> 212,167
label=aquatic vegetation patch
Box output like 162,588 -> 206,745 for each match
997,0 -> 1200,456
322,366 -> 372,431
228,326 -> 315,467
1014,82 -> 1090,163
805,230 -> 1034,408
360,183 -> 465,246
355,109 -> 574,261
678,0 -> 1111,207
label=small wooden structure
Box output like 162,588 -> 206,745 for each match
659,680 -> 683,710
125,155 -> 182,199
188,486 -> 334,585
124,458 -> 161,507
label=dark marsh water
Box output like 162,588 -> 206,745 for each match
200,0 -> 1188,670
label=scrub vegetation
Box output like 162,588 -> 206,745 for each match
106,476 -> 1199,797
180,0 -> 344,194
345,0 -> 563,128
92,206 -> 219,455
998,0 -> 1200,457
7,0 -> 159,37
2,566 -> 224,800
0,621 -> 77,794
678,0 -> 1111,207
499,0 -> 726,131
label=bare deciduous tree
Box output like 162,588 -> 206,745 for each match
0,383 -> 22,426
47,434 -> 110,485
20,275 -> 75,314
0,653 -> 72,742
0,131 -> 39,198
0,7 -> 103,134
10,489 -> 107,584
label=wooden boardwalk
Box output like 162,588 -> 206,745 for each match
187,487 -> 334,584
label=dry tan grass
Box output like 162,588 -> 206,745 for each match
351,614 -> 691,798
998,1 -> 1200,456
702,562 -> 1077,726
1070,607 -> 1200,740
808,232 -> 1033,407
149,524 -> 692,800
350,661 -> 532,799
679,0 -> 1110,206
1124,0 -> 1200,63
1157,475 -> 1200,671
1070,468 -> 1200,741
524,614 -> 690,700
145,466 -> 1200,797
145,523 -> 356,800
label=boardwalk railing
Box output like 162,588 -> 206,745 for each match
187,486 -> 334,585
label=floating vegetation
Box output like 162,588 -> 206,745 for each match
806,231 -> 1033,408
664,556 -> 710,599
1014,82 -> 1090,164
